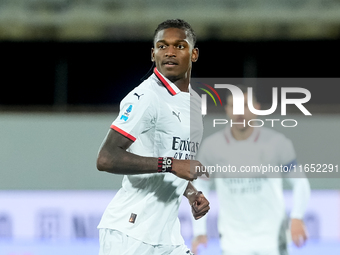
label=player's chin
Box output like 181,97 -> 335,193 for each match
160,66 -> 181,78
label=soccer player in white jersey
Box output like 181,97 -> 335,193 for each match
96,19 -> 210,255
191,85 -> 311,255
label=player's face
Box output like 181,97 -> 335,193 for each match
152,28 -> 198,83
225,93 -> 260,131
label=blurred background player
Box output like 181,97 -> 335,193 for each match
191,85 -> 311,255
96,19 -> 210,255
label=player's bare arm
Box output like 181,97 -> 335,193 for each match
183,182 -> 210,220
97,129 -> 209,181
97,129 -> 157,174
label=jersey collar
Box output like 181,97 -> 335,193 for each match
153,67 -> 181,96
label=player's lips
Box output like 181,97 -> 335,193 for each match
162,60 -> 179,66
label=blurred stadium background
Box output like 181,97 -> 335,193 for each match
1,0 -> 340,254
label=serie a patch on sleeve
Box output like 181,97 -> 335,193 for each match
120,104 -> 133,121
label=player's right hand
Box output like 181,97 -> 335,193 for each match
191,235 -> 208,254
171,159 -> 209,181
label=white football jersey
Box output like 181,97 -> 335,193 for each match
194,127 -> 296,253
97,68 -> 203,246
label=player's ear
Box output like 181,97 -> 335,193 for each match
224,105 -> 228,114
225,104 -> 233,120
191,47 -> 199,62
255,102 -> 261,110
151,48 -> 155,62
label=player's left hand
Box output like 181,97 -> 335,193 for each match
188,191 -> 210,220
290,218 -> 308,247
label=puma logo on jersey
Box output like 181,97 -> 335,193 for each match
172,111 -> 181,122
134,93 -> 144,100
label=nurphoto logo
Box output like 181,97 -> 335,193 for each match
199,84 -> 312,128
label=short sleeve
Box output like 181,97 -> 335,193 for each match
276,135 -> 296,166
111,88 -> 157,142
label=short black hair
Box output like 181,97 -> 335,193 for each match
153,19 -> 197,47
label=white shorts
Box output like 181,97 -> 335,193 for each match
223,249 -> 287,255
98,228 -> 194,255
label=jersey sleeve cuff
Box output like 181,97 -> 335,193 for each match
111,125 -> 136,142
290,213 -> 304,219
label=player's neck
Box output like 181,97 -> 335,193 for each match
174,79 -> 190,92
168,71 -> 191,92
231,126 -> 254,141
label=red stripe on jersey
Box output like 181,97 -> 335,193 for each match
224,132 -> 230,144
254,130 -> 260,143
154,67 -> 177,96
111,125 -> 136,142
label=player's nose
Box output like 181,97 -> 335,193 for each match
165,47 -> 176,57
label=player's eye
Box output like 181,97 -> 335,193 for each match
158,45 -> 166,49
177,44 -> 185,49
